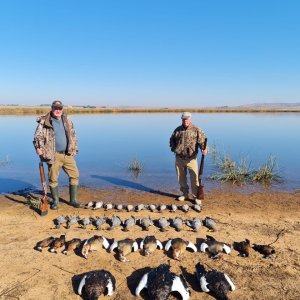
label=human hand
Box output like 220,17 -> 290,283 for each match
201,148 -> 208,155
36,148 -> 43,156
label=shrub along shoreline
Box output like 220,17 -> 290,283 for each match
1,105 -> 300,115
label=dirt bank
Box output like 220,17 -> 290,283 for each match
0,188 -> 299,299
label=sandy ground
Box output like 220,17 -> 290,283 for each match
0,187 -> 299,300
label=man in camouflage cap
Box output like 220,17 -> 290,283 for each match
33,100 -> 80,209
169,112 -> 208,204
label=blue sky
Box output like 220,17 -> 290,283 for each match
0,0 -> 299,107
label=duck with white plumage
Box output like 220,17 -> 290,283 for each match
135,264 -> 190,300
165,238 -> 197,260
196,263 -> 235,300
78,269 -> 116,299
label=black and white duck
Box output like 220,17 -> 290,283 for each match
135,264 -> 190,300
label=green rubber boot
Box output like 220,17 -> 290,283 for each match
50,186 -> 59,210
69,185 -> 80,208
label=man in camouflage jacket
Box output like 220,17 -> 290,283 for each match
33,100 -> 80,209
170,112 -> 208,203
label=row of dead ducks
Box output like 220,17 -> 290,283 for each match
84,201 -> 202,213
75,263 -> 235,300
53,215 -> 217,232
35,234 -> 275,260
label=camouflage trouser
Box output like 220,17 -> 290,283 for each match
48,152 -> 79,187
175,155 -> 199,197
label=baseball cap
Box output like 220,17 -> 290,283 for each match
181,112 -> 192,119
51,100 -> 63,108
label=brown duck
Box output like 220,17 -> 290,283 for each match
62,238 -> 81,255
49,235 -> 66,253
200,235 -> 231,259
165,238 -> 197,260
35,237 -> 55,252
109,238 -> 138,262
253,244 -> 275,258
235,239 -> 251,257
140,236 -> 163,256
81,235 -> 110,259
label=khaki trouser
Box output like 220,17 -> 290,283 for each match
48,153 -> 79,187
175,155 -> 199,197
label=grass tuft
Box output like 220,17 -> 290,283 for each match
252,155 -> 281,183
210,154 -> 252,184
128,158 -> 144,179
210,148 -> 281,185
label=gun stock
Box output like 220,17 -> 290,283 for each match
197,138 -> 207,200
39,158 -> 48,216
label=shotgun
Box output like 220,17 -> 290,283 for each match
197,138 -> 208,200
39,157 -> 48,216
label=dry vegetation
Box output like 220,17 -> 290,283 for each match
1,105 -> 300,115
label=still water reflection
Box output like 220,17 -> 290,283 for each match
0,113 -> 299,194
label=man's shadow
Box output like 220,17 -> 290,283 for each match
91,175 -> 177,198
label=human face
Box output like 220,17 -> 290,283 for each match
51,106 -> 63,119
182,117 -> 192,128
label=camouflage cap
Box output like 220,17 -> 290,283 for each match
181,112 -> 192,119
51,100 -> 63,108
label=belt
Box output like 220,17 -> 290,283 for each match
56,151 -> 67,154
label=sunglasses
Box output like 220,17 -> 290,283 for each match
53,107 -> 63,110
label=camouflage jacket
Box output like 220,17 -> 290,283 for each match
33,112 -> 78,164
169,124 -> 206,159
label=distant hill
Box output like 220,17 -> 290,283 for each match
236,103 -> 300,109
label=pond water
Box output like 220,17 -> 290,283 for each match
0,113 -> 299,194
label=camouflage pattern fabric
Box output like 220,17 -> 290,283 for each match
169,124 -> 206,159
33,112 -> 78,164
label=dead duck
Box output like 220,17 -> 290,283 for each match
135,204 -> 145,212
135,264 -> 190,300
62,238 -> 81,255
165,238 -> 197,260
78,269 -> 116,298
171,217 -> 184,232
66,216 -> 80,229
104,203 -> 113,211
180,204 -> 190,213
54,215 -> 68,229
200,236 -> 231,259
126,204 -> 134,212
148,204 -> 157,212
115,204 -> 123,211
157,217 -> 170,232
109,238 -> 138,262
235,239 -> 251,257
123,216 -> 136,231
139,216 -> 153,231
196,263 -> 235,300
140,236 -> 163,256
158,204 -> 167,212
203,217 -> 217,232
192,204 -> 202,212
169,204 -> 178,213
85,201 -> 95,209
79,217 -> 92,229
108,215 -> 122,230
35,236 -> 55,252
253,244 -> 275,258
81,235 -> 110,259
93,201 -> 103,210
49,234 -> 66,253
186,217 -> 202,232
92,216 -> 107,230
